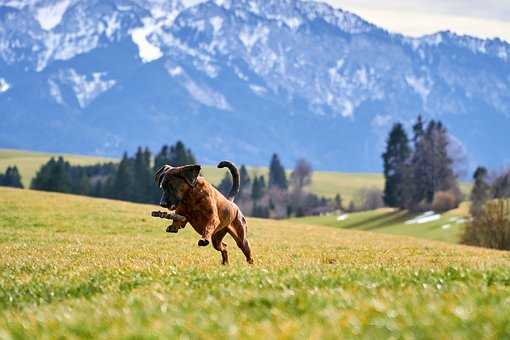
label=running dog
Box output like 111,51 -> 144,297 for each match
154,161 -> 253,265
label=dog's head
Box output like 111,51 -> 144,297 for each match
154,164 -> 201,209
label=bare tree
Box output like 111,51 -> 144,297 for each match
290,159 -> 313,192
356,188 -> 385,211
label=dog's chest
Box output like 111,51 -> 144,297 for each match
179,190 -> 216,229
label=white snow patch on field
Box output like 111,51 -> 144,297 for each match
336,214 -> 349,221
405,211 -> 441,224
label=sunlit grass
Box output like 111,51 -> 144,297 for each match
0,187 -> 509,338
293,203 -> 471,244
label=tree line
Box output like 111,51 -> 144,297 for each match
30,141 -> 195,204
382,116 -> 461,212
29,141 -> 340,218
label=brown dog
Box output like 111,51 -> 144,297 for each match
154,161 -> 253,265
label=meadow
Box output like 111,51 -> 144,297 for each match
293,203 -> 470,244
0,187 -> 509,338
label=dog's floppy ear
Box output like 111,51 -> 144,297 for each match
178,164 -> 202,187
154,165 -> 172,187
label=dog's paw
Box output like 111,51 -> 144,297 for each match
166,225 -> 179,233
198,239 -> 210,247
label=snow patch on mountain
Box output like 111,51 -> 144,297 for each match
239,24 -> 269,52
210,16 -> 223,34
55,69 -> 116,108
167,65 -> 184,77
36,0 -> 71,30
131,18 -> 163,63
250,84 -> 266,95
406,75 -> 432,103
0,78 -> 10,93
184,77 -> 231,110
48,79 -> 64,104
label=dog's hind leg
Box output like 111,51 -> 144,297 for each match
212,228 -> 229,265
229,214 -> 253,264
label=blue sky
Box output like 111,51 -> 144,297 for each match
183,0 -> 510,42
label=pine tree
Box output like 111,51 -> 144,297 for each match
251,175 -> 266,201
154,141 -> 197,169
132,147 -> 153,202
239,165 -> 251,195
410,116 -> 429,207
31,157 -> 72,193
268,154 -> 287,190
1,166 -> 23,188
71,167 -> 91,195
217,172 -> 233,197
470,166 -> 491,217
334,194 -> 343,210
112,153 -> 134,200
382,123 -> 411,208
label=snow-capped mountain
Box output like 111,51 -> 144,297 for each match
1,0 -> 509,171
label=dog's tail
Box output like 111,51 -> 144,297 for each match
217,161 -> 240,201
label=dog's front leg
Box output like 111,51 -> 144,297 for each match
197,223 -> 217,247
166,219 -> 187,233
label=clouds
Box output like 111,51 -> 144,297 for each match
329,0 -> 510,41
181,0 -> 510,42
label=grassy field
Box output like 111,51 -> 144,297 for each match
1,187 -> 509,338
293,203 -> 471,244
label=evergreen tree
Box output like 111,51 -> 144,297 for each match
132,147 -> 153,202
334,194 -> 343,210
382,123 -> 411,207
1,166 -> 23,188
410,116 -> 429,207
217,172 -> 233,197
470,166 -> 491,217
406,117 -> 460,209
251,175 -> 266,201
111,153 -> 134,200
31,157 -> 72,193
70,167 -> 91,195
239,165 -> 251,195
268,154 -> 287,190
154,141 -> 197,169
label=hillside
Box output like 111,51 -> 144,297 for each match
1,187 -> 510,338
0,148 -> 113,188
293,203 -> 471,243
1,0 -> 509,171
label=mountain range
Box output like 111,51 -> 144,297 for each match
1,0 -> 509,172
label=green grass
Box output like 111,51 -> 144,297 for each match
293,203 -> 470,243
1,187 -> 510,338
